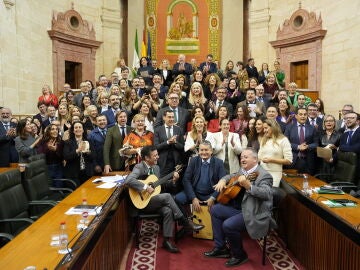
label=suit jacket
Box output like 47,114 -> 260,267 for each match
88,127 -> 106,168
154,125 -> 185,174
125,161 -> 160,191
284,122 -> 319,170
222,165 -> 274,239
199,62 -> 217,76
103,124 -> 131,171
172,62 -> 193,84
339,128 -> 360,154
102,108 -> 117,127
63,138 -> 94,181
154,106 -> 189,133
0,122 -> 18,166
205,100 -> 233,120
73,93 -> 86,108
245,65 -> 259,79
306,117 -> 324,132
159,69 -> 173,87
213,132 -> 242,173
182,156 -> 226,201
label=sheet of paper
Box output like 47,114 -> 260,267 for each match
96,182 -> 117,189
65,206 -> 102,215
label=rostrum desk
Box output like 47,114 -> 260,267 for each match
279,172 -> 360,270
0,172 -> 131,270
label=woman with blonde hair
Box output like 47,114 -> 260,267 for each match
96,91 -> 110,113
122,114 -> 153,170
203,73 -> 221,100
38,84 -> 59,108
188,82 -> 208,110
57,103 -> 70,136
185,115 -> 214,157
258,119 -> 292,187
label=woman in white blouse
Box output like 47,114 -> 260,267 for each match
258,119 -> 292,187
184,115 -> 214,157
213,118 -> 244,174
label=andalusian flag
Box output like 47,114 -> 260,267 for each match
132,29 -> 140,71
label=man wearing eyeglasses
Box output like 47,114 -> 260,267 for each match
339,112 -> 360,182
336,104 -> 354,132
306,103 -> 323,131
154,92 -> 189,133
102,94 -> 122,127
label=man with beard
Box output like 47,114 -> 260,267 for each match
0,107 -> 19,166
102,94 -> 121,127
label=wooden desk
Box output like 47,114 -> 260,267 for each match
0,173 -> 131,270
279,173 -> 360,270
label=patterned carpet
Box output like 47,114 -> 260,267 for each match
127,220 -> 304,270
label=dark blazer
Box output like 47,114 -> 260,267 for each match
199,62 -> 217,76
339,128 -> 360,181
41,119 -> 51,130
159,69 -> 173,87
88,127 -> 107,168
154,125 -> 185,174
103,124 -> 131,171
63,138 -> 94,183
73,93 -> 86,108
222,165 -> 274,239
154,106 -> 190,133
0,122 -> 18,166
284,122 -> 319,173
306,117 -> 324,132
172,62 -> 193,84
102,108 -> 117,127
205,100 -> 233,120
245,65 -> 259,79
182,156 -> 226,201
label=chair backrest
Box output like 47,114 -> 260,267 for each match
0,169 -> 29,233
22,158 -> 52,201
334,151 -> 358,183
28,153 -> 46,162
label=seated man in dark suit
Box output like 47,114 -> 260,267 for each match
0,107 -> 18,166
284,107 -> 319,174
206,86 -> 233,120
125,146 -> 204,253
199,54 -> 217,76
175,140 -> 227,213
204,148 -> 274,267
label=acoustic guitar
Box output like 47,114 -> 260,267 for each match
217,172 -> 259,204
129,165 -> 183,209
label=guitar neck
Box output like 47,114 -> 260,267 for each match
151,171 -> 175,188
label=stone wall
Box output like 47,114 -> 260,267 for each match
249,0 -> 360,116
0,0 -> 121,115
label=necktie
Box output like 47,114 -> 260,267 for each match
4,123 -> 9,131
167,126 -> 172,139
347,130 -> 353,145
173,109 -> 178,123
101,129 -> 106,138
120,126 -> 125,138
299,125 -> 305,144
218,101 -> 222,108
311,119 -> 315,126
149,167 -> 154,175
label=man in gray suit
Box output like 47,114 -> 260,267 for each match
204,148 -> 274,267
125,146 -> 204,253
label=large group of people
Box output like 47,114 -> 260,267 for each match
1,54 -> 359,267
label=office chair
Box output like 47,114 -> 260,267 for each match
0,169 -> 54,237
315,151 -> 358,193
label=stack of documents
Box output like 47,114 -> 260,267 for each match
314,186 -> 345,194
92,175 -> 128,189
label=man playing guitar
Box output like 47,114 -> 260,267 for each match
125,145 -> 204,253
204,148 -> 275,267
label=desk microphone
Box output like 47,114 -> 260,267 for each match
65,227 -> 85,259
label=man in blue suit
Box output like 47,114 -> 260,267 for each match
284,107 -> 319,174
199,54 -> 217,77
88,115 -> 108,174
175,140 -> 227,213
338,112 -> 360,183
102,94 -> 121,127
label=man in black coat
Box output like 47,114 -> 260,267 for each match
0,107 -> 18,166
